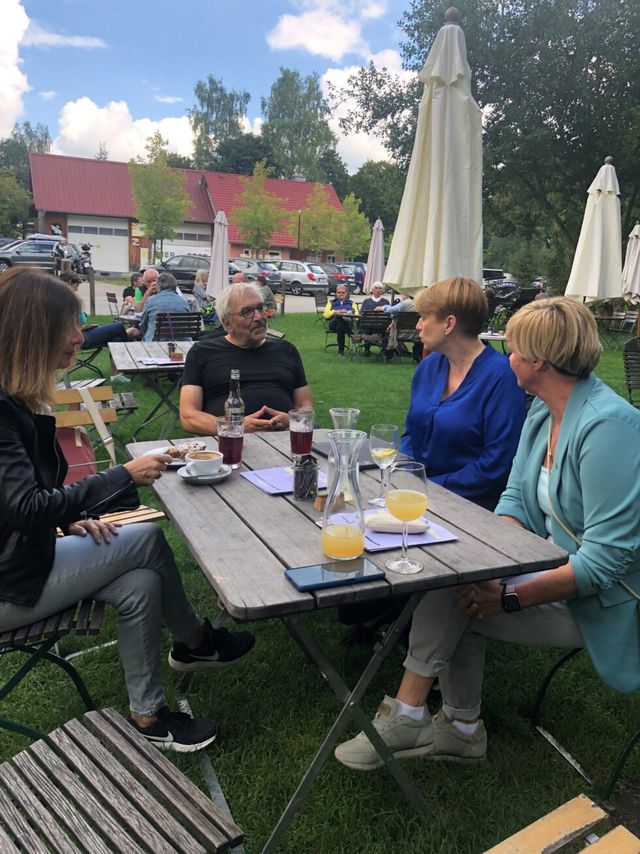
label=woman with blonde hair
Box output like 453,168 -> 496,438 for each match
336,296 -> 640,771
0,268 -> 254,752
193,269 -> 210,310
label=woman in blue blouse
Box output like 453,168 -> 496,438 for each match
401,277 -> 526,510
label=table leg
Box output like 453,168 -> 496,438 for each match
262,594 -> 429,853
132,373 -> 182,441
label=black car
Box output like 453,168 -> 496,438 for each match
140,254 -> 211,286
315,262 -> 356,294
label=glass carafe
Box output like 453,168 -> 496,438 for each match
327,408 -> 360,497
321,429 -> 366,561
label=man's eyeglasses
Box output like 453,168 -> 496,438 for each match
232,303 -> 267,319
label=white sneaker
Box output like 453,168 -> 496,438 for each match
334,695 -> 433,771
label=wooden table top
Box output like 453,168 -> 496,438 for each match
127,430 -> 567,623
109,341 -> 194,374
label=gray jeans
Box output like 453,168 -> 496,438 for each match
404,587 -> 584,720
0,524 -> 199,716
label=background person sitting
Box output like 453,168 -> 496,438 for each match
359,281 -> 390,356
335,296 -> 640,772
255,274 -> 277,316
180,282 -> 312,435
138,272 -> 189,342
0,268 -> 255,753
323,284 -> 359,356
192,270 -> 212,310
60,271 -> 141,346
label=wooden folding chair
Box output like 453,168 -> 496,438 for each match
105,291 -> 120,319
153,311 -> 202,341
623,336 -> 640,408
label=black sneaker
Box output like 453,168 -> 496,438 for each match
129,706 -> 217,753
168,618 -> 255,672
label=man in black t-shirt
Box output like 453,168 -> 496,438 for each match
180,282 -> 312,435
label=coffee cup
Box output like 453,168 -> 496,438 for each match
184,450 -> 223,477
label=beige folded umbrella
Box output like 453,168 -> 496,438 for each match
565,158 -> 622,302
363,218 -> 385,294
622,222 -> 640,305
383,9 -> 482,296
207,210 -> 229,299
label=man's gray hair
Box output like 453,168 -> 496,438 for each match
158,272 -> 178,291
216,282 -> 263,321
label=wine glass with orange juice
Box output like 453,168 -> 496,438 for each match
384,461 -> 428,574
369,423 -> 400,506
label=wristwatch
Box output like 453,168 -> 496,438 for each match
501,583 -> 521,613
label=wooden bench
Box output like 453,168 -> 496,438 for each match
0,708 -> 244,852
483,794 -> 640,853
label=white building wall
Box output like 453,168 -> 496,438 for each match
67,216 -> 129,273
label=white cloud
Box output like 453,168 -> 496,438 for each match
155,95 -> 183,104
241,116 -> 264,136
359,1 -> 387,20
22,21 -> 107,49
39,90 -> 57,100
267,10 -> 368,62
0,0 -> 30,136
322,52 -> 413,172
52,97 -> 193,161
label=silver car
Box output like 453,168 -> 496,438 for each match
231,258 -> 282,288
276,261 -> 329,295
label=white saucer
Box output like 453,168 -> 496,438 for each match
177,464 -> 232,484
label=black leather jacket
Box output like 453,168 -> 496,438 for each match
0,391 -> 139,607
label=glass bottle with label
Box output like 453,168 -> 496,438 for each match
224,369 -> 245,418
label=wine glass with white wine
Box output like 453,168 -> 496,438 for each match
384,461 -> 428,575
369,423 -> 400,507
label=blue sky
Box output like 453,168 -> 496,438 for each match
4,0 -> 415,173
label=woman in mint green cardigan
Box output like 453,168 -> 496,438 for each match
335,297 -> 640,772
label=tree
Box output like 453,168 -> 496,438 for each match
166,153 -> 193,169
333,193 -> 371,259
96,141 -> 108,160
189,76 -> 250,170
336,1 -> 640,260
129,132 -> 190,261
0,170 -> 31,236
293,184 -> 339,256
349,160 -> 406,229
317,149 -> 350,199
231,161 -> 292,256
213,133 -> 278,175
261,69 -> 336,181
0,122 -> 51,190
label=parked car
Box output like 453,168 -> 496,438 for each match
230,258 -> 282,289
336,261 -> 366,294
140,254 -> 211,290
0,236 -> 62,274
275,260 -> 329,295
228,261 -> 256,284
314,262 -> 356,294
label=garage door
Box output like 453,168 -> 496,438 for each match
67,217 -> 129,273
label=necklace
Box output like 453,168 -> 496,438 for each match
546,417 -> 560,466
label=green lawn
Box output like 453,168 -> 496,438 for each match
0,313 -> 636,852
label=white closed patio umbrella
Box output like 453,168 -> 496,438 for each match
565,157 -> 622,302
622,222 -> 640,305
383,8 -> 482,296
363,219 -> 385,294
207,210 -> 229,299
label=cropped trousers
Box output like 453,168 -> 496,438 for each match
0,524 -> 199,716
404,587 -> 585,720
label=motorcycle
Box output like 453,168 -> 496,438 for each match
72,242 -> 94,276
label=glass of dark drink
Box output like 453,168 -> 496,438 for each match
217,415 -> 244,469
289,408 -> 315,457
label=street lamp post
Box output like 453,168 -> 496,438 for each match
296,209 -> 302,255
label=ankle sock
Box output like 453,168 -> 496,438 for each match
452,719 -> 480,736
396,700 -> 425,721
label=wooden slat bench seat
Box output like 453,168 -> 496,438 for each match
0,708 -> 244,852
110,390 -> 139,413
483,793 -> 640,853
0,600 -> 104,741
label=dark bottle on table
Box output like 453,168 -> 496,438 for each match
224,369 -> 245,418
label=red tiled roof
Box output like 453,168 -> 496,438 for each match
29,153 -> 213,223
204,172 -> 342,246
29,153 -> 342,246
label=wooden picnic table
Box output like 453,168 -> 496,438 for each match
109,341 -> 194,440
127,429 -> 567,852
